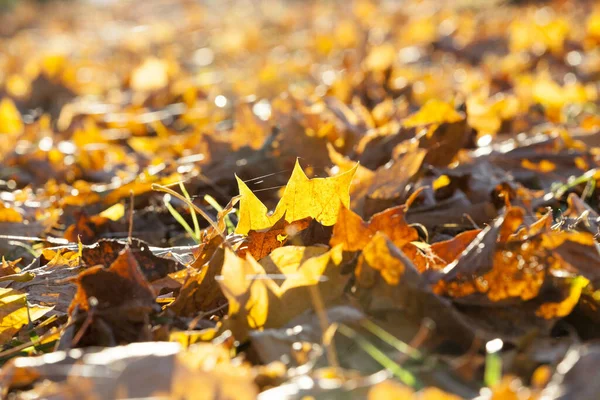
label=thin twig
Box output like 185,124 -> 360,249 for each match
71,309 -> 95,347
462,213 -> 480,229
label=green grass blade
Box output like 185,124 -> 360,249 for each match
359,319 -> 423,361
163,194 -> 198,242
179,182 -> 201,240
338,324 -> 421,389
484,339 -> 503,387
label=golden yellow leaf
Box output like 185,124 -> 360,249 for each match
0,288 -> 53,344
527,73 -> 588,112
105,171 -> 182,204
466,92 -> 519,137
510,17 -> 569,54
219,249 -> 270,330
368,381 -> 463,400
357,231 -> 407,286
99,203 -> 125,221
365,44 -> 396,71
0,204 -> 23,223
521,159 -> 556,173
432,175 -> 451,191
6,74 -> 30,98
169,328 -> 218,347
402,99 -> 463,130
588,12 -> 600,39
219,245 -> 345,335
235,160 -> 357,234
0,98 -> 23,136
368,380 -> 414,399
172,343 -> 258,400
260,245 -> 343,291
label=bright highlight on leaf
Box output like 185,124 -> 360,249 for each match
235,159 -> 357,234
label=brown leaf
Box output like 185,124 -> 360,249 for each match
402,99 -> 470,167
63,210 -> 118,245
68,247 -> 156,346
168,246 -> 227,318
81,238 -> 183,282
9,250 -> 83,315
237,216 -> 312,260
355,232 -> 477,349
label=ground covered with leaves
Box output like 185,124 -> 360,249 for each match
1,0 -> 600,398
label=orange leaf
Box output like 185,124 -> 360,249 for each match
428,229 -> 482,269
237,216 -> 312,260
330,204 -> 419,252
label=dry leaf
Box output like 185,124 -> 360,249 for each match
235,160 -> 357,234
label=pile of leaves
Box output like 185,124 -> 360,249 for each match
1,0 -> 600,398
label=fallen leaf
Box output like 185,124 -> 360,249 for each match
238,215 -> 312,260
68,247 -> 157,346
0,287 -> 52,345
219,245 -> 346,339
0,98 -> 23,136
330,204 -> 419,252
355,232 -> 477,350
81,238 -> 183,282
0,342 -> 257,399
168,246 -> 227,318
235,160 -> 357,234
9,250 -> 83,315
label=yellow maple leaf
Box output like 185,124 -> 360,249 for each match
219,249 -> 270,330
235,160 -> 357,235
357,232 -> 407,286
218,245 -> 344,335
261,245 -> 343,292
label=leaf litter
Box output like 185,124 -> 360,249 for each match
1,0 -> 600,398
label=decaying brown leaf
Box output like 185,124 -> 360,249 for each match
81,238 -> 183,282
67,247 -> 157,346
